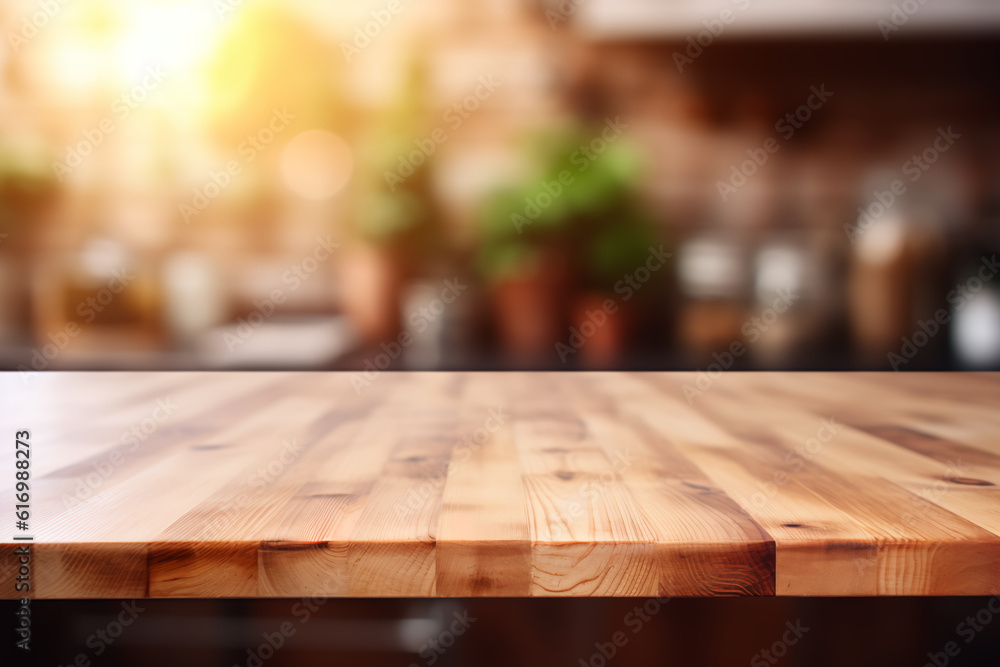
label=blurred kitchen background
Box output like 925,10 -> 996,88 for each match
2,0 -> 1000,372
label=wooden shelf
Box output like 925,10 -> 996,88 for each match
573,0 -> 1000,39
2,371 -> 999,598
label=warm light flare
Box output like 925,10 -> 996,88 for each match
280,130 -> 354,200
34,0 -> 222,97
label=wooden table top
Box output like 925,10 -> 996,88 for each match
2,372 -> 999,599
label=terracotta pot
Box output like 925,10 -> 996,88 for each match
491,250 -> 569,365
339,243 -> 406,344
570,292 -> 630,368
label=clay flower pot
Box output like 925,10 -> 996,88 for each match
339,242 -> 406,344
491,249 -> 569,365
569,291 -> 630,368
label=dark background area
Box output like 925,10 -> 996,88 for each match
3,597 -> 1000,666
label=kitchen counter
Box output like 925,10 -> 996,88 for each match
2,372 -> 998,598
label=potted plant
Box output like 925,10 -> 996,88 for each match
0,145 -> 57,249
477,178 -> 573,364
342,54 -> 450,345
0,144 -> 58,341
571,211 -> 660,367
477,125 -> 660,365
345,161 -> 447,344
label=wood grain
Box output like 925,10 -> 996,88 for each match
1,372 -> 998,598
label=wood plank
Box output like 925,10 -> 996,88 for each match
0,371 -> 998,598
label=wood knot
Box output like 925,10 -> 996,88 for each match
946,477 -> 994,486
682,481 -> 713,493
